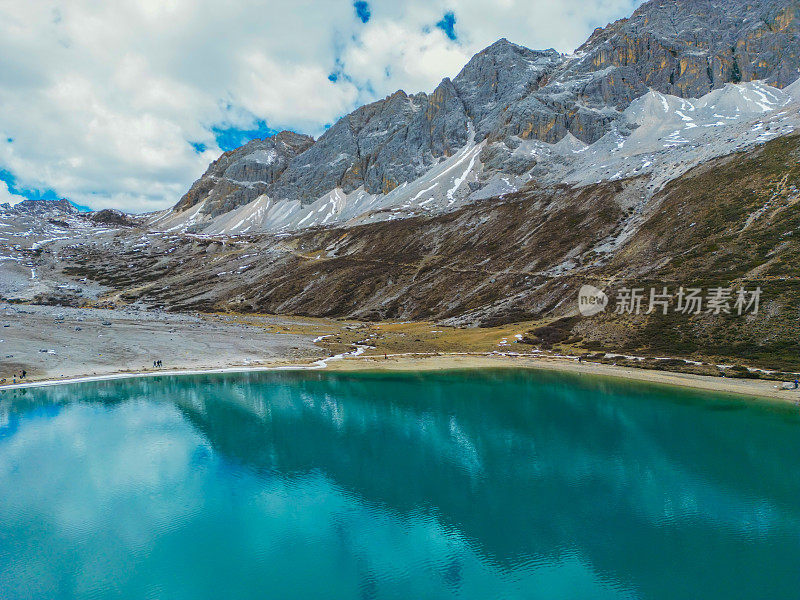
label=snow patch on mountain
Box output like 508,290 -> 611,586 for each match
152,78 -> 800,236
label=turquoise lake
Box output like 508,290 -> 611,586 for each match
0,369 -> 798,599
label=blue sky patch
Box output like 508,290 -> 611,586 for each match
69,200 -> 92,212
0,168 -> 60,204
189,141 -> 207,154
328,57 -> 353,85
436,12 -> 457,40
212,120 -> 277,152
353,1 -> 370,24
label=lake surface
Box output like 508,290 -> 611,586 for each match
0,369 -> 798,599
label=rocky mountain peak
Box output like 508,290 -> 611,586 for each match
174,129 -> 315,215
4,198 -> 78,215
172,0 -> 800,221
273,130 -> 315,151
575,0 -> 800,95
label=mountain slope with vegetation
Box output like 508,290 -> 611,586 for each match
59,133 -> 800,370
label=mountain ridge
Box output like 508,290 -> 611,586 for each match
171,0 -> 800,222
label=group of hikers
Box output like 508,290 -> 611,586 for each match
152,360 -> 163,368
1,370 -> 27,384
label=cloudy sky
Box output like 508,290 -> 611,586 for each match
0,0 -> 644,212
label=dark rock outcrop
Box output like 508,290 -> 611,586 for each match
88,209 -> 136,227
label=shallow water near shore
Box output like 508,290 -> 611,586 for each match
1,369 -> 798,599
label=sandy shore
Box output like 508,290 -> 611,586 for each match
0,303 -> 323,383
1,303 -> 798,404
3,345 -> 799,405
328,353 -> 800,404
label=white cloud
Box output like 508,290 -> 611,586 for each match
340,20 -> 471,97
0,179 -> 26,206
0,0 -> 644,212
